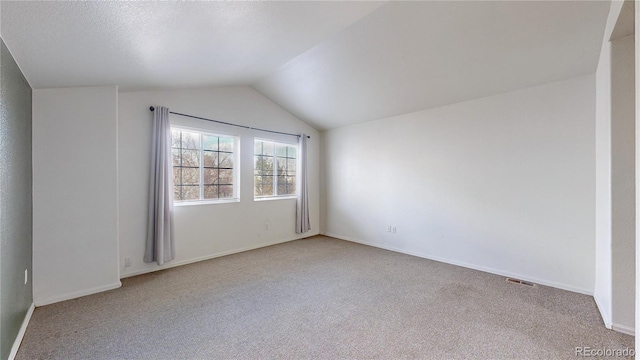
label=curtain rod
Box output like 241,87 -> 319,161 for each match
149,106 -> 310,139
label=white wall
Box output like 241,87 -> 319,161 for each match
323,75 -> 596,294
118,86 -> 319,277
611,34 -> 636,334
595,38 -> 613,327
595,0 -> 636,336
32,86 -> 120,306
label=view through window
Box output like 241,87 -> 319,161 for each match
254,139 -> 297,198
171,128 -> 237,202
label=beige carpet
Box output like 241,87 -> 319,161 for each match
17,236 -> 634,359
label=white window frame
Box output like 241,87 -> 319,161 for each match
254,138 -> 298,201
171,126 -> 240,206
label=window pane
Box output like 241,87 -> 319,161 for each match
204,168 -> 218,185
279,183 -> 295,196
254,141 -> 263,155
172,149 -> 181,166
203,151 -> 217,167
181,131 -> 200,150
182,167 -> 200,185
219,137 -> 234,152
181,149 -> 200,167
173,167 -> 182,186
263,183 -> 273,196
219,169 -> 233,185
287,146 -> 297,158
256,175 -> 274,197
174,185 -> 181,201
203,135 -> 218,151
287,158 -> 296,173
219,185 -> 233,198
262,142 -> 275,156
204,185 -> 219,199
287,176 -> 296,195
277,157 -> 287,175
254,176 -> 263,196
182,185 -> 199,200
171,130 -> 181,148
276,144 -> 288,157
261,157 -> 274,175
219,152 -> 233,168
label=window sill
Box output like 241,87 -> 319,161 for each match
174,198 -> 240,207
254,196 -> 296,202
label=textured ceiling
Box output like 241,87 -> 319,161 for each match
1,1 -> 609,130
1,1 -> 383,89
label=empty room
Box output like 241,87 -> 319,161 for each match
0,0 -> 638,359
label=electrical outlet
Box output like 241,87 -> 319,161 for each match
124,258 -> 132,268
387,225 -> 392,232
392,227 -> 397,234
24,269 -> 28,285
264,223 -> 269,230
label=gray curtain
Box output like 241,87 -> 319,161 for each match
296,134 -> 311,234
144,106 -> 175,265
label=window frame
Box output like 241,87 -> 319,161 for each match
253,138 -> 298,201
171,125 -> 241,206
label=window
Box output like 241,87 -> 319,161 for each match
171,128 -> 238,203
254,139 -> 297,198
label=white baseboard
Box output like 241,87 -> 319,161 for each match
612,323 -> 635,336
593,294 -> 613,329
324,233 -> 593,296
121,232 -> 320,279
8,302 -> 35,360
35,281 -> 122,307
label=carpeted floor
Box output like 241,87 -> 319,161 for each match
17,236 -> 634,359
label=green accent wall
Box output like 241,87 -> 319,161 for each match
0,38 -> 33,360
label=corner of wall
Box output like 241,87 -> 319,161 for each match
1,37 -> 34,360
594,292 -> 613,329
115,85 -> 121,281
318,130 -> 327,234
7,303 -> 34,360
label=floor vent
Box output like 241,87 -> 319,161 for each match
506,278 -> 537,287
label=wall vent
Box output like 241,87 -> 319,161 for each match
506,278 -> 537,287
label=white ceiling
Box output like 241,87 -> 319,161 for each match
611,0 -> 634,40
1,1 -> 383,89
254,1 -> 610,129
2,1 -> 609,130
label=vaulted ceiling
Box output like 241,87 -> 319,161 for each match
1,1 -> 609,130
